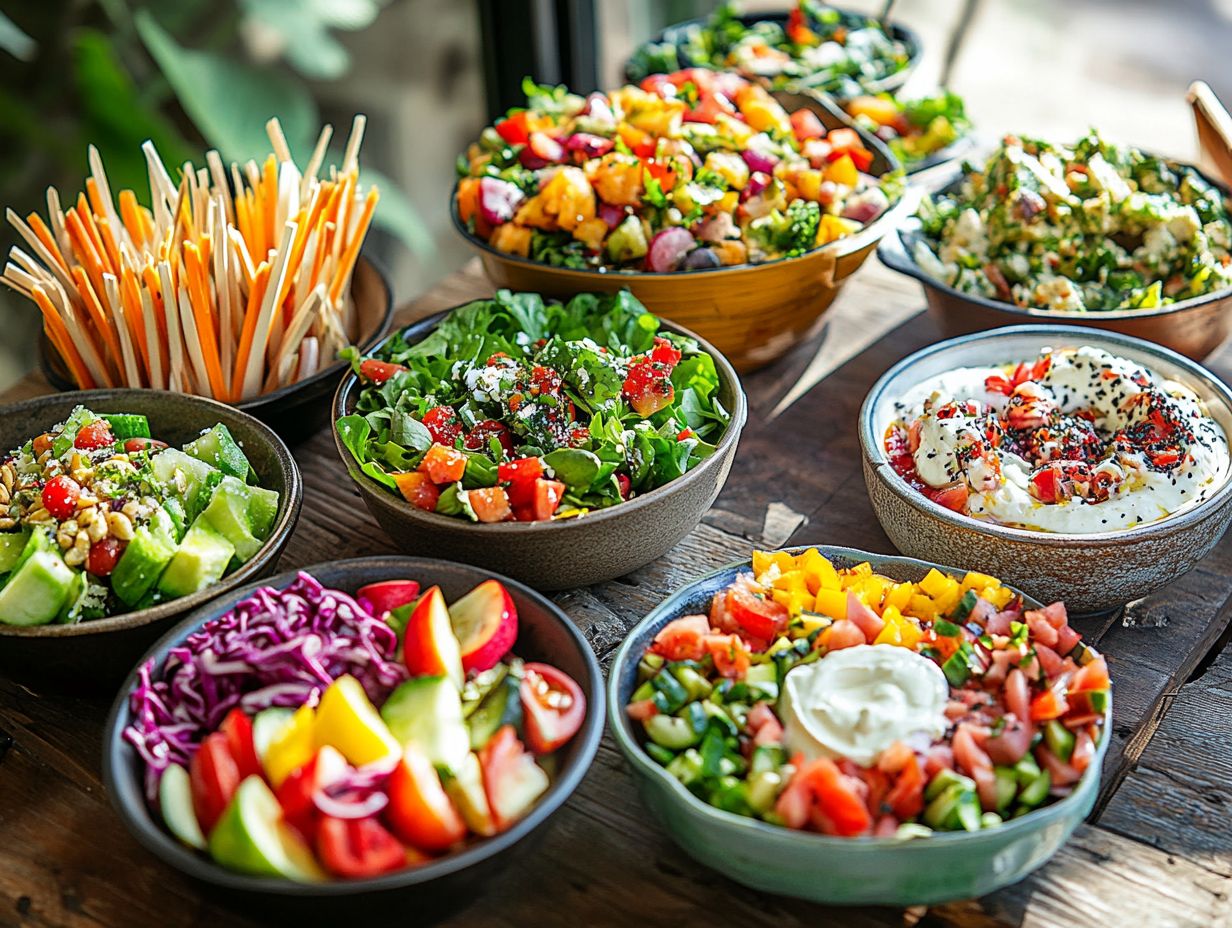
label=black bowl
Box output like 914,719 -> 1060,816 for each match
0,389 -> 301,689
40,257 -> 394,445
623,8 -> 923,99
102,556 -> 605,925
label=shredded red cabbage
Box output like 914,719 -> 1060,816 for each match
123,572 -> 407,800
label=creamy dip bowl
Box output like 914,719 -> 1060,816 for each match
860,326 -> 1232,613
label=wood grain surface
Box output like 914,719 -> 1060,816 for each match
1,259 -> 1229,928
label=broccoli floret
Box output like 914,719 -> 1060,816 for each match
782,200 -> 821,256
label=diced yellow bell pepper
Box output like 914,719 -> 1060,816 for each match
985,585 -> 1015,609
961,571 -> 999,592
919,568 -> 956,600
772,569 -> 809,594
906,594 -> 938,622
874,620 -> 903,646
898,617 -> 925,649
795,169 -> 825,203
817,213 -> 861,245
314,675 -> 401,767
797,548 -> 841,593
932,586 -> 962,616
813,587 -> 847,620
263,705 -> 316,788
824,153 -> 859,187
752,550 -> 775,578
884,582 -> 914,612
772,588 -> 813,617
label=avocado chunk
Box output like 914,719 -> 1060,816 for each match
207,776 -> 323,881
380,675 -> 470,774
183,424 -> 251,481
0,549 -> 77,626
0,529 -> 31,574
112,509 -> 178,606
199,476 -> 278,562
157,517 -> 236,599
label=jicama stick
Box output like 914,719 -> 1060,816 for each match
4,117 -> 378,397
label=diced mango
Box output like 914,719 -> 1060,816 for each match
752,550 -> 775,578
813,587 -> 847,620
796,548 -> 840,594
884,582 -> 914,612
772,570 -> 809,594
817,213 -> 862,245
797,612 -> 832,635
825,153 -> 859,187
919,568 -> 956,600
874,620 -> 903,646
795,169 -> 825,203
772,588 -> 813,616
906,594 -> 938,621
961,571 -> 999,592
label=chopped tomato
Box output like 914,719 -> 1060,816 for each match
884,754 -> 925,820
796,757 -> 873,837
925,481 -> 969,513
393,472 -> 441,512
41,475 -> 81,521
420,443 -> 468,484
317,816 -> 407,879
123,437 -> 168,454
1030,467 -> 1060,504
785,6 -> 820,45
1071,655 -> 1110,693
623,359 -> 675,417
386,746 -> 467,851
790,108 -> 827,141
617,124 -> 656,159
702,632 -> 751,678
219,708 -> 262,780
276,746 -> 349,839
479,725 -> 550,832
498,457 -> 544,484
464,420 -> 514,455
73,419 -> 114,451
725,586 -> 788,641
520,662 -> 586,754
189,732 -> 241,835
86,537 -> 126,577
495,110 -> 532,146
984,373 -> 1013,395
650,615 -> 710,661
469,486 -> 512,523
358,359 -> 406,384
649,337 -> 682,368
825,128 -> 862,155
625,699 -> 658,721
532,478 -> 566,521
1029,686 -> 1069,721
422,406 -> 463,447
824,619 -> 866,651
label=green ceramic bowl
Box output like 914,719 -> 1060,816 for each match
607,545 -> 1112,906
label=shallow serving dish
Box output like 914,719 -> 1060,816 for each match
859,325 -> 1232,614
41,256 -> 394,444
453,115 -> 907,374
607,545 -> 1111,906
878,166 -> 1232,361
0,389 -> 301,688
103,555 -> 605,924
331,306 -> 746,591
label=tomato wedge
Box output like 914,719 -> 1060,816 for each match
520,662 -> 586,755
386,746 -> 467,852
189,732 -> 241,835
316,816 -> 407,879
725,586 -> 788,641
359,359 -> 407,384
219,708 -> 262,780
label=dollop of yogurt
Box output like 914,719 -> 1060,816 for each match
779,644 -> 949,767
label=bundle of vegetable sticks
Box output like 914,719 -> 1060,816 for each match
1,116 -> 378,402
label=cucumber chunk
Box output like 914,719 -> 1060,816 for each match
157,518 -> 236,598
183,424 -> 251,481
102,414 -> 150,442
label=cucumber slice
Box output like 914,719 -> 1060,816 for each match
0,549 -> 75,626
252,708 -> 295,764
381,675 -> 470,774
207,776 -> 323,881
159,763 -> 206,850
102,414 -> 150,442
157,518 -> 236,598
0,529 -> 31,574
466,672 -> 522,751
183,425 -> 251,481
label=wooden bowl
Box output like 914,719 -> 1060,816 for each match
40,256 -> 394,445
454,109 -> 906,373
0,390 -> 302,690
622,8 -> 923,100
858,326 -> 1232,614
103,556 -> 604,924
877,167 -> 1232,361
331,308 -> 747,591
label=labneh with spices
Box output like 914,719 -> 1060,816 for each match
884,346 -> 1229,532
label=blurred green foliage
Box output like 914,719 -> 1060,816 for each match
0,2 -> 430,254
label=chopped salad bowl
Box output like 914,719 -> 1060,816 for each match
607,546 -> 1112,906
103,555 -> 605,923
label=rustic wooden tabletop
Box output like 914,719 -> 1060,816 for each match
2,257 -> 1229,928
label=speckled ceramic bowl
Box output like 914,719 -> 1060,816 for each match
859,326 -> 1232,614
104,556 -> 604,923
0,390 -> 302,688
331,308 -> 746,591
608,546 -> 1111,906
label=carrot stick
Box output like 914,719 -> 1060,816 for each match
118,190 -> 146,249
184,242 -> 227,400
26,213 -> 69,275
330,187 -> 378,304
33,285 -> 94,389
71,266 -> 123,375
141,263 -> 171,378
119,263 -> 151,377
230,261 -> 270,399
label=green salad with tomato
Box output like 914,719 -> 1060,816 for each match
337,290 -> 731,523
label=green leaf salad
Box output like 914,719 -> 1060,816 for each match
911,130 -> 1232,312
337,290 -> 731,523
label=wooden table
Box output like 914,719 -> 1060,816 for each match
2,258 -> 1230,928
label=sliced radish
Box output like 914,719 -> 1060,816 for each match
477,178 -> 525,226
565,133 -> 614,158
646,227 -> 696,273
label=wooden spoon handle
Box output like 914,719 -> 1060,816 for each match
1188,80 -> 1232,187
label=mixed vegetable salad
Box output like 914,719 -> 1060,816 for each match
844,92 -> 969,171
627,549 -> 1108,837
337,290 -> 730,523
913,131 -> 1232,311
0,408 -> 279,625
626,2 -> 914,100
456,71 -> 895,272
125,572 -> 585,881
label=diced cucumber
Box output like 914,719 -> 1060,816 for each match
925,767 -> 974,802
630,680 -> 655,703
708,776 -> 752,816
1012,754 -> 1042,784
245,485 -> 280,538
381,675 -> 469,774
650,668 -> 689,714
746,769 -> 783,814
1043,719 -> 1075,762
0,530 -> 30,574
183,424 -> 251,481
0,548 -> 76,626
700,700 -> 738,738
637,653 -> 665,681
645,703 -> 706,750
644,742 -> 676,765
670,664 -> 713,701
466,671 -> 522,751
666,748 -> 703,787
102,414 -> 150,442
980,812 -> 1004,829
151,449 -> 217,505
162,497 -> 188,543
199,476 -> 265,561
157,518 -> 236,598
112,509 -> 177,606
1018,769 -> 1052,807
56,570 -> 88,623
993,766 -> 1018,812
745,662 -> 779,701
750,744 -> 787,776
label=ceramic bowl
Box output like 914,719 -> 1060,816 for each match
622,9 -> 922,100
877,167 -> 1232,361
103,556 -> 604,924
859,326 -> 1232,614
40,256 -> 394,444
607,545 -> 1111,906
0,389 -> 301,688
331,307 -> 747,591
452,115 -> 907,373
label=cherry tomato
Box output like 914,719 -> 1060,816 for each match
532,478 -> 565,521
464,420 -> 514,455
189,732 -> 241,835
622,361 -> 675,417
73,420 -> 114,451
123,437 -> 169,454
495,110 -> 532,146
41,475 -> 81,521
277,746 -> 350,841
317,816 -> 408,879
520,663 -> 586,754
86,537 -> 126,577
359,359 -> 407,384
356,580 -> 421,618
422,406 -> 463,447
386,746 -> 467,852
925,481 -> 970,513
219,708 -> 262,780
